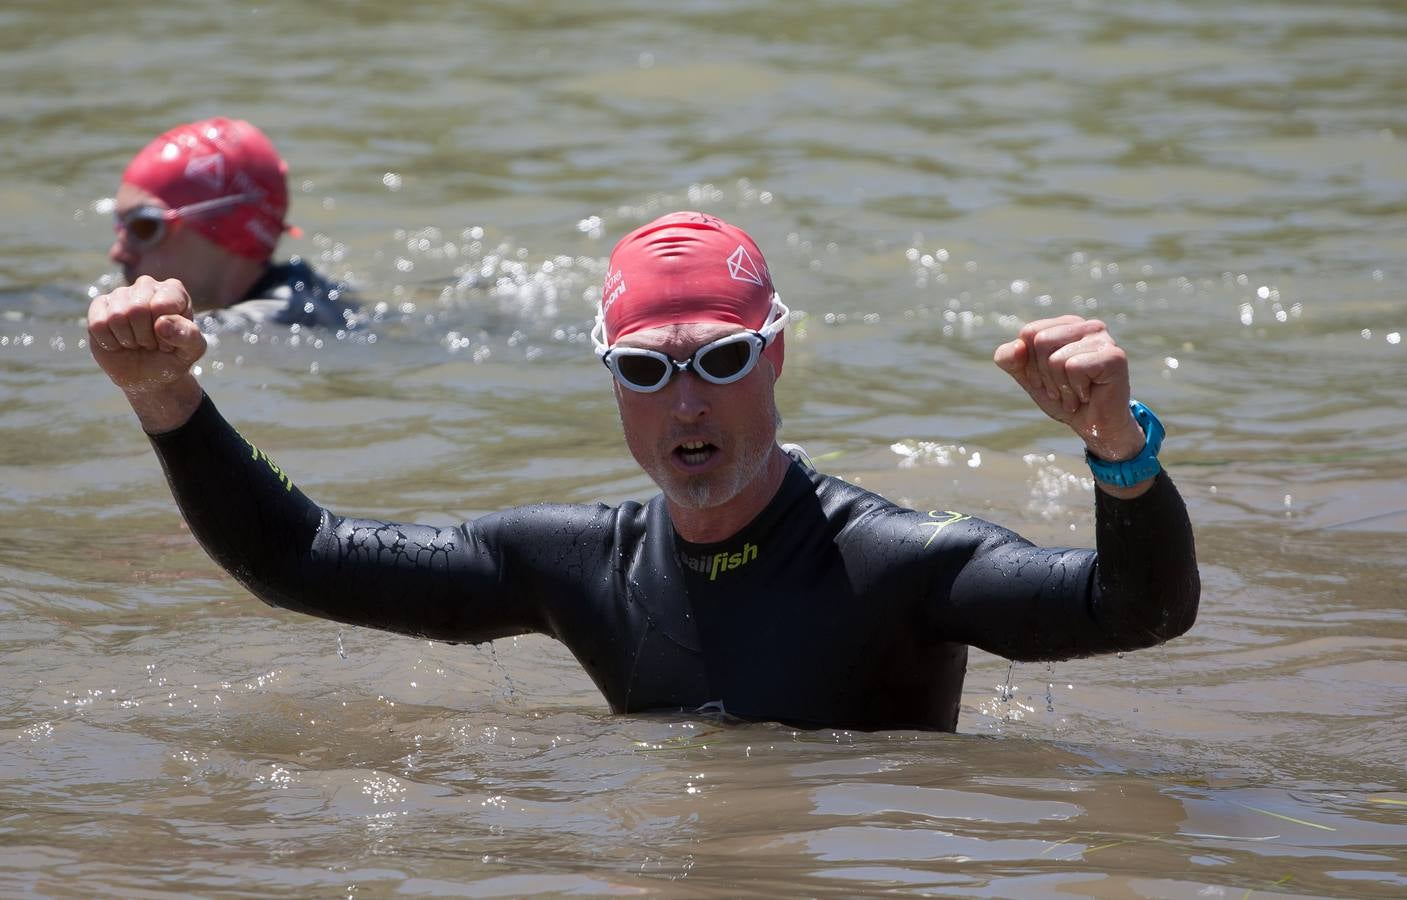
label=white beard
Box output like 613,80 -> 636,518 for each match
667,430 -> 773,510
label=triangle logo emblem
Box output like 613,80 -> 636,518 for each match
184,153 -> 226,190
727,245 -> 765,287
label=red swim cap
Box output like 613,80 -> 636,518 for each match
121,117 -> 291,260
600,211 -> 785,374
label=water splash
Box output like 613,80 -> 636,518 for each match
487,641 -> 519,704
998,661 -> 1016,703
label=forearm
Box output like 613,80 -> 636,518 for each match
149,393 -> 325,606
942,472 -> 1198,661
1088,470 -> 1200,646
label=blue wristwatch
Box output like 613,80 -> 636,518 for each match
1085,400 -> 1165,487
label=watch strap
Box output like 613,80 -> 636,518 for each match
1085,400 -> 1165,487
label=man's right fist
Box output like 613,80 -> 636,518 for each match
88,276 -> 207,394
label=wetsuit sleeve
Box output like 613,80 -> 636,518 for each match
930,471 -> 1199,660
146,394 -> 599,643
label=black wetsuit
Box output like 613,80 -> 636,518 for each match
151,396 -> 1199,731
200,258 -> 359,331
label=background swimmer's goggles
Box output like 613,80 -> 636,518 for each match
592,295 -> 789,393
113,193 -> 257,249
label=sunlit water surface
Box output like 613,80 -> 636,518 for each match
2,0 -> 1404,896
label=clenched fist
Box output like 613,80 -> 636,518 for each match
994,315 -> 1152,493
88,276 -> 206,432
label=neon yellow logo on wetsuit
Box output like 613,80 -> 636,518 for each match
920,510 -> 971,548
238,432 -> 296,492
678,542 -> 760,581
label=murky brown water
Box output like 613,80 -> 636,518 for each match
3,0 -> 1405,896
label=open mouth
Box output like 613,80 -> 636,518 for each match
674,440 -> 718,468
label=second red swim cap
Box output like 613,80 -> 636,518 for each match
121,117 -> 292,260
601,211 -> 784,374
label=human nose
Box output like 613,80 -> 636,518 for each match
668,369 -> 712,422
109,232 -> 137,266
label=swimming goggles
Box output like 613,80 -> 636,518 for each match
591,294 -> 790,393
113,193 -> 256,249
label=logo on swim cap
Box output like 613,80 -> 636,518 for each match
184,153 -> 227,191
727,244 -> 766,287
602,268 -> 627,314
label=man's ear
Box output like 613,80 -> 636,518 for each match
761,333 -> 784,380
761,351 -> 781,385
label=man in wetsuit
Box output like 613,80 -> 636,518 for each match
87,211 -> 1198,732
108,117 -> 357,330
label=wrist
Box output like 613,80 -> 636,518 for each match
126,376 -> 205,435
1086,424 -> 1142,461
1085,400 -> 1164,489
1084,415 -> 1147,462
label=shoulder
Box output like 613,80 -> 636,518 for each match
471,498 -> 648,553
783,445 -> 892,521
803,464 -> 1017,556
237,258 -> 360,329
796,464 -> 905,533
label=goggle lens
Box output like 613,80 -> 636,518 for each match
615,354 -> 670,389
120,210 -> 166,246
605,332 -> 764,392
696,339 -> 752,380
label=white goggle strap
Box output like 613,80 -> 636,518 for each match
758,293 -> 789,345
591,308 -> 610,358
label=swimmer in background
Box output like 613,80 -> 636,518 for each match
108,117 -> 359,331
87,211 -> 1199,732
